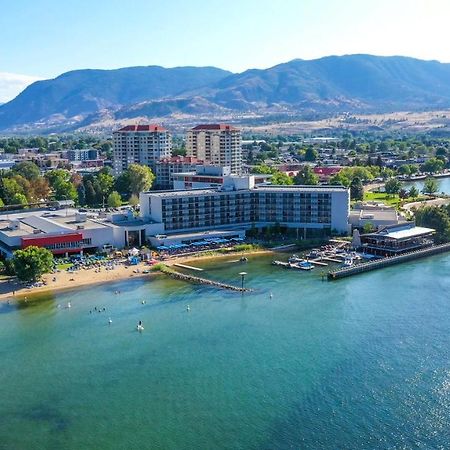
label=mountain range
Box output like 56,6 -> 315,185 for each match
2,54 -> 450,133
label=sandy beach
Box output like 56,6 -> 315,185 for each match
0,249 -> 274,301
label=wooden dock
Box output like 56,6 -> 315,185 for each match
164,270 -> 251,292
308,259 -> 328,267
173,263 -> 204,271
328,243 -> 450,280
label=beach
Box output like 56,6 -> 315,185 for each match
0,249 -> 274,301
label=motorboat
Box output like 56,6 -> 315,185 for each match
288,254 -> 304,264
296,261 -> 314,271
343,257 -> 354,267
136,320 -> 144,331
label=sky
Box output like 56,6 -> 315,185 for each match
1,0 -> 450,102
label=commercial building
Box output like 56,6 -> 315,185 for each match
360,222 -> 435,256
67,149 -> 100,161
140,181 -> 350,236
154,156 -> 204,189
113,124 -> 171,174
186,124 -> 242,175
172,166 -> 271,190
0,208 -> 154,258
349,202 -> 407,230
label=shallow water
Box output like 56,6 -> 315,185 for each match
1,253 -> 449,449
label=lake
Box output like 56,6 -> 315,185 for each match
1,253 -> 449,449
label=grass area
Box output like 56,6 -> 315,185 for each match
364,192 -> 428,208
150,263 -> 174,273
56,263 -> 73,271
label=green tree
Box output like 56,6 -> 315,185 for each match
362,222 -> 375,233
384,178 -> 402,195
271,171 -> 293,185
11,246 -> 54,281
129,194 -> 139,206
415,206 -> 450,243
408,185 -> 419,199
303,147 -> 318,162
107,191 -> 122,207
0,177 -> 24,204
293,166 -> 319,185
45,169 -> 77,201
12,193 -> 28,205
398,165 -> 411,176
127,164 -> 155,195
12,161 -> 40,180
98,172 -> 115,206
422,177 -> 438,196
350,177 -> 364,201
420,158 -> 444,173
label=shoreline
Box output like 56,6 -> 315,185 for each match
0,249 -> 276,301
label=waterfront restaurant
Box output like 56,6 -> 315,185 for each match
360,222 -> 435,256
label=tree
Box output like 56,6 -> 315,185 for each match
303,147 -> 318,162
420,158 -> 444,173
271,171 -> 293,185
362,222 -> 375,233
11,246 -> 54,281
415,206 -> 450,243
384,178 -> 402,195
98,172 -> 115,206
12,193 -> 28,206
398,165 -> 411,176
293,166 -> 318,185
408,186 -> 419,199
12,161 -> 40,180
45,169 -> 77,201
127,164 -> 155,195
32,178 -> 51,201
0,177 -> 24,204
422,177 -> 438,196
107,191 -> 122,207
350,177 -> 364,201
129,194 -> 139,206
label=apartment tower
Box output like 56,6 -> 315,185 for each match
113,124 -> 171,174
186,124 -> 242,174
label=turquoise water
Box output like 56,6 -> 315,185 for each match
403,176 -> 450,195
1,254 -> 449,449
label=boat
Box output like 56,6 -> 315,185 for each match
239,257 -> 248,262
306,250 -> 322,259
288,254 -> 304,264
136,320 -> 144,331
295,261 -> 314,271
343,257 -> 354,267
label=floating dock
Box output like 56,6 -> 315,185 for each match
308,259 -> 328,267
173,263 -> 204,272
328,243 -> 450,280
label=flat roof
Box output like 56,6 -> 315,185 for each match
369,226 -> 435,240
145,185 -> 348,198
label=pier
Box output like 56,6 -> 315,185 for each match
328,243 -> 450,280
173,263 -> 204,271
164,270 -> 252,292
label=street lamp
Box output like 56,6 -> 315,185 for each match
239,271 -> 247,290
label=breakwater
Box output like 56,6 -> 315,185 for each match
328,243 -> 450,280
163,269 -> 251,292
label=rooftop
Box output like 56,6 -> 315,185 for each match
191,124 -> 238,131
115,124 -> 167,132
144,184 -> 348,198
366,223 -> 435,240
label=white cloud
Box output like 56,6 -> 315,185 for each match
0,72 -> 43,104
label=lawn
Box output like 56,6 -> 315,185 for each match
364,191 -> 428,208
56,262 -> 73,271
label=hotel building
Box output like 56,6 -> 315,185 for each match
186,124 -> 242,175
113,124 -> 171,174
140,179 -> 350,236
